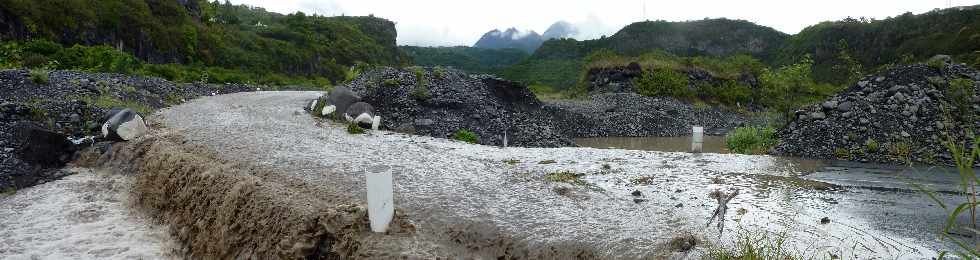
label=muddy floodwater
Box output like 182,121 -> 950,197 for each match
148,92 -> 972,258
577,136 -> 976,258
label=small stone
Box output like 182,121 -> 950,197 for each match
633,198 -> 647,204
822,101 -> 839,110
875,77 -> 885,82
2,148 -> 13,153
69,113 -> 81,123
837,102 -> 853,112
859,118 -> 870,125
809,112 -> 826,120
820,217 -> 831,224
674,203 -> 684,208
631,190 -> 642,197
900,131 -> 910,138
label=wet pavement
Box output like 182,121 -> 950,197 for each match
155,91 -> 969,258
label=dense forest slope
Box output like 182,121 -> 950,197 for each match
402,46 -> 528,75
0,0 -> 406,84
780,6 -> 980,85
463,7 -> 980,89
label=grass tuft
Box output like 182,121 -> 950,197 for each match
347,123 -> 366,134
453,129 -> 478,144
726,127 -> 777,155
29,69 -> 49,84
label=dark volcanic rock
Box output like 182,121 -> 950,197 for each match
775,63 -> 980,165
547,93 -> 748,137
11,122 -> 76,167
0,69 -> 256,191
348,67 -> 573,147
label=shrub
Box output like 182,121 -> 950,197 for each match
29,69 -> 49,84
725,127 -> 777,155
453,129 -> 478,144
412,87 -> 431,101
347,123 -> 366,134
889,141 -> 912,163
834,147 -> 852,160
634,67 -> 692,99
927,58 -> 946,69
865,139 -> 880,153
79,94 -> 152,115
948,78 -> 976,123
433,66 -> 447,78
383,78 -> 400,87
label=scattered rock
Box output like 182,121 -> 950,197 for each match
820,217 -> 831,224
631,190 -> 642,197
633,198 -> 647,204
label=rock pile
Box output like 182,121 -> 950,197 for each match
0,69 -> 255,191
346,67 -> 573,147
547,93 -> 749,137
775,60 -> 980,165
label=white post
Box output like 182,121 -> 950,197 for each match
366,167 -> 394,233
502,131 -> 508,148
692,126 -> 704,153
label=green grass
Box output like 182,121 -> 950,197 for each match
865,139 -> 880,153
453,129 -> 478,144
725,127 -> 777,155
412,86 -> 431,101
703,230 -> 808,260
834,147 -> 852,160
29,69 -> 49,84
79,94 -> 152,115
346,123 -> 366,134
383,78 -> 400,87
1,187 -> 15,196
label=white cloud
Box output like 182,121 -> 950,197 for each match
225,0 -> 980,47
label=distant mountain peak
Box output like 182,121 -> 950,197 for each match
543,21 -> 578,40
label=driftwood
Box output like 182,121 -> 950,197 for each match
706,188 -> 740,236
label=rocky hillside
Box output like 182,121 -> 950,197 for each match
0,69 -> 254,192
347,67 -> 573,147
775,57 -> 979,165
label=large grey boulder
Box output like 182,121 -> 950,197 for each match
101,108 -> 148,141
345,102 -> 380,130
12,122 -> 76,167
309,87 -> 362,119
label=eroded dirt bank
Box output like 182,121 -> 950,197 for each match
112,91 -> 953,259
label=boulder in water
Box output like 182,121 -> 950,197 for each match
101,108 -> 148,141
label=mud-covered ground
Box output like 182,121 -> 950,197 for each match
138,91 -> 961,259
0,168 -> 175,259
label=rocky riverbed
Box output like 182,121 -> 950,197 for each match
775,59 -> 980,165
0,69 -> 255,191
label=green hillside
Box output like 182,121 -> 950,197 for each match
0,0 -> 406,86
402,46 -> 528,74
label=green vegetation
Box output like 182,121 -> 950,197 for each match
948,78 -> 977,123
889,141 -> 912,163
402,46 -> 528,74
703,230 -> 807,260
725,127 -> 777,155
453,129 -> 479,144
634,67 -> 692,99
79,94 -> 152,115
1,187 -> 15,196
383,78 -> 400,87
28,68 -> 49,84
503,159 -> 520,165
865,139 -> 880,153
0,0 -> 405,86
834,147 -> 852,160
346,123 -> 366,134
758,56 -> 842,117
412,86 -> 431,101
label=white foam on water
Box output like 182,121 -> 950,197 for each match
0,168 -> 176,259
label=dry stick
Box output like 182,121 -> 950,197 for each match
706,188 -> 740,237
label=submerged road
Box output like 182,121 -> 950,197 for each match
156,91 -> 964,259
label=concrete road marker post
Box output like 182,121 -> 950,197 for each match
366,165 -> 394,233
692,126 -> 704,153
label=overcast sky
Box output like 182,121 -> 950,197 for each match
226,0 -> 980,47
